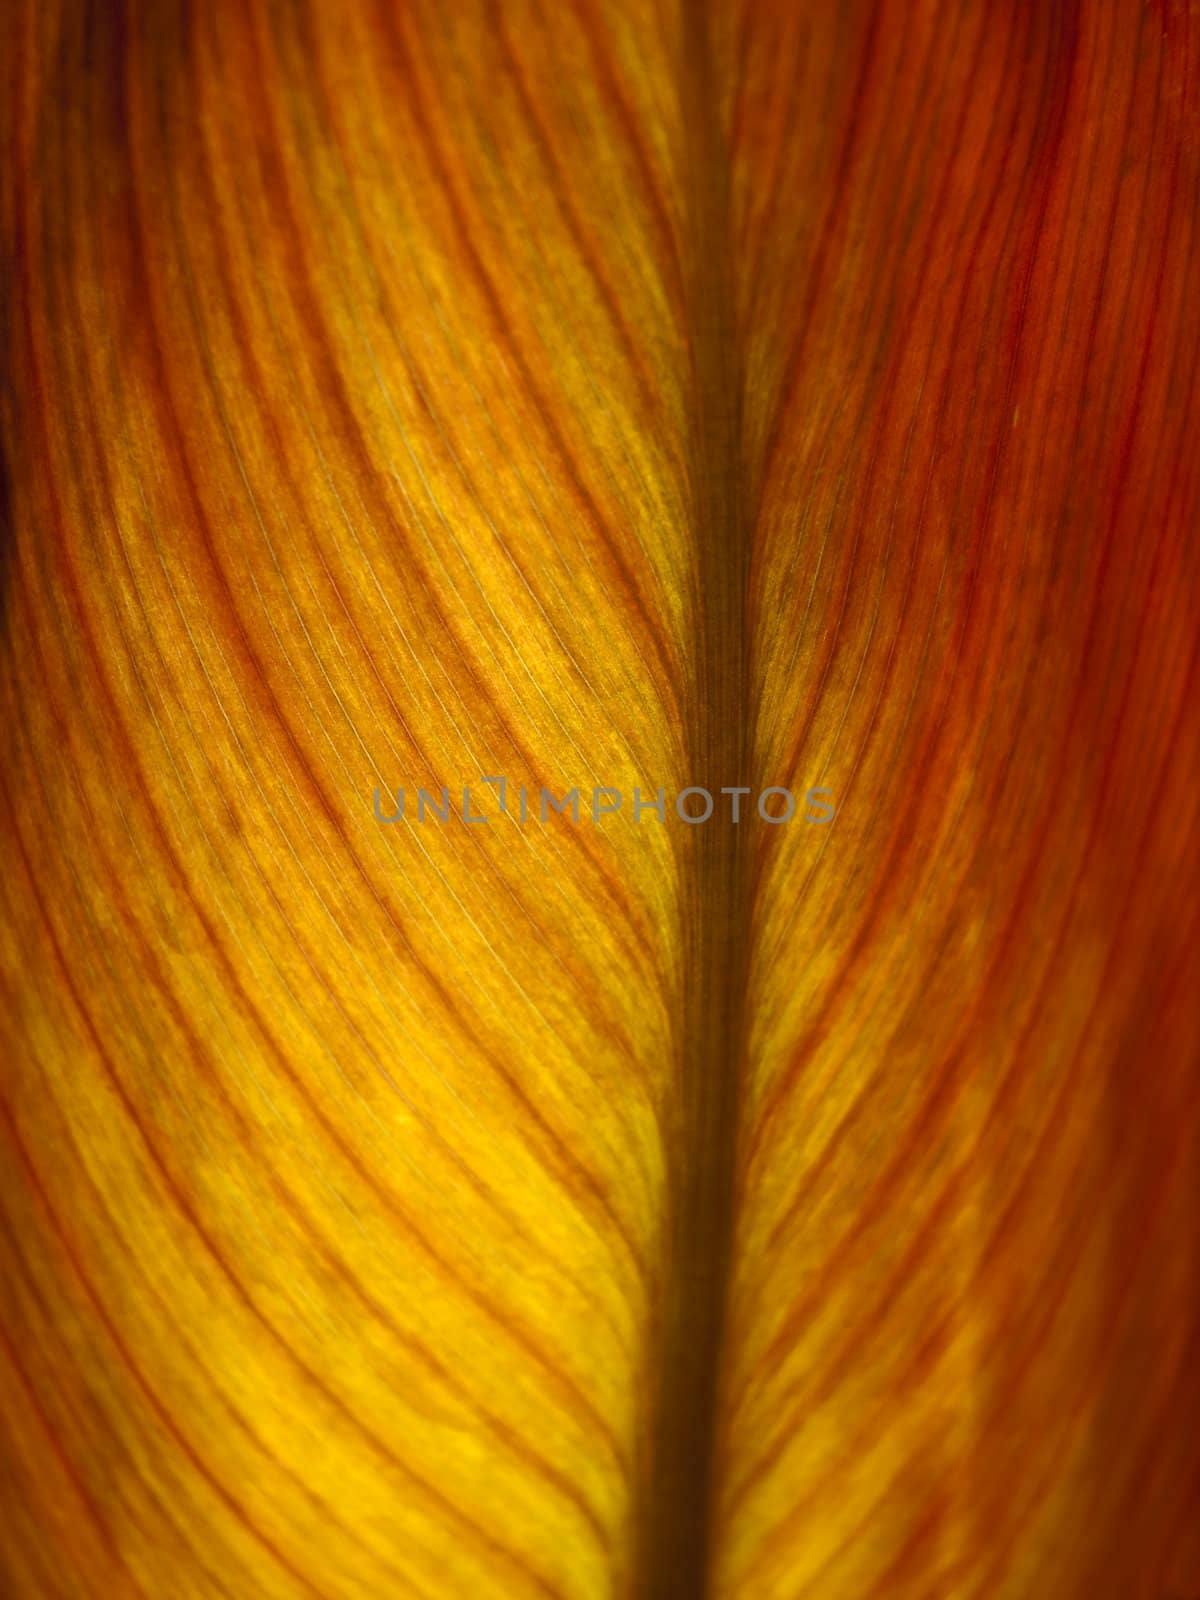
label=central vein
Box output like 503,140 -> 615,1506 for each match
636,8 -> 751,1595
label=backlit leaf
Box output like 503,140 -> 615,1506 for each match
2,2 -> 1197,1596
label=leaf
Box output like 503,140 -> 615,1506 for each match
1,1 -> 1197,1597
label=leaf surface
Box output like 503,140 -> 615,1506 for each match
1,2 -> 1198,1597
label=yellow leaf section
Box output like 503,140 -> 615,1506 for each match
1,2 -> 699,1595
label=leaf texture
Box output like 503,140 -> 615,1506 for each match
1,2 -> 1198,1597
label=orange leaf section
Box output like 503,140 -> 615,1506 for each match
721,2 -> 1200,1596
1,3 -> 1198,1599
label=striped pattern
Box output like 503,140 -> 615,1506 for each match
725,3 -> 1200,1595
1,2 -> 1197,1597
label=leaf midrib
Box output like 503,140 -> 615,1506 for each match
635,10 -> 751,1596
